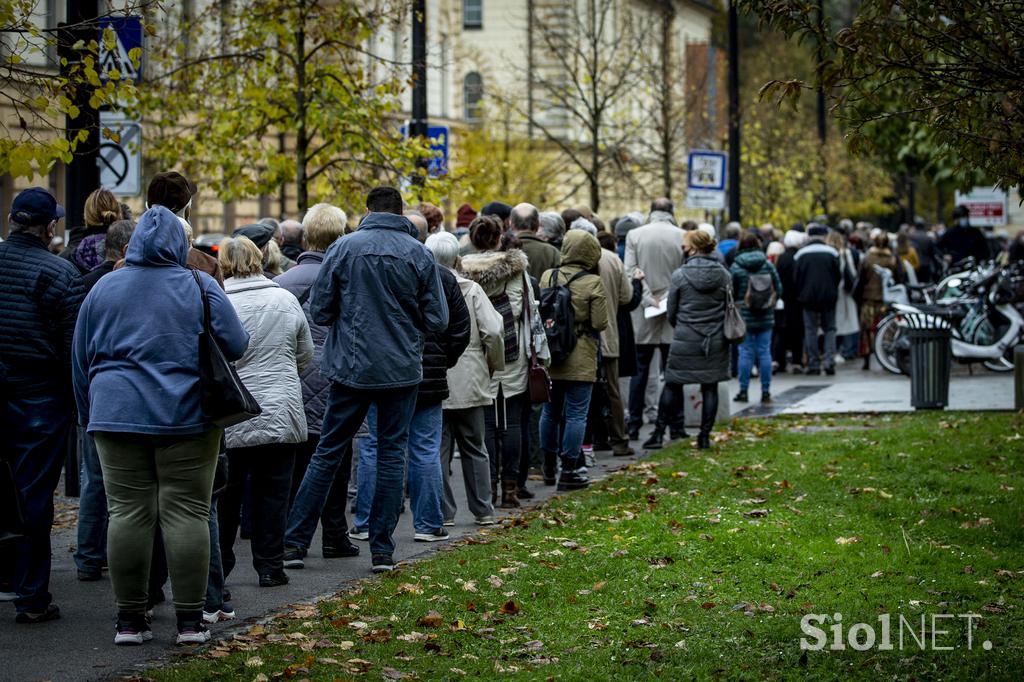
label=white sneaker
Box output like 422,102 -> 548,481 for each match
0,591 -> 17,602
348,529 -> 369,541
474,516 -> 496,526
176,624 -> 212,645
114,628 -> 153,645
202,608 -> 235,624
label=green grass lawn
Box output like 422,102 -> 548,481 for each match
143,412 -> 1024,681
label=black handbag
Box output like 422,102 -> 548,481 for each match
0,458 -> 26,543
192,270 -> 262,428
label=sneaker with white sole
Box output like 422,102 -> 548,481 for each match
370,554 -> 395,573
176,621 -> 211,645
283,546 -> 306,569
202,607 -> 236,624
348,528 -> 369,541
0,591 -> 16,602
442,518 -> 455,527
114,613 -> 152,645
413,528 -> 450,543
474,516 -> 496,526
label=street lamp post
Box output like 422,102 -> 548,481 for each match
411,0 -> 428,189
727,0 -> 741,224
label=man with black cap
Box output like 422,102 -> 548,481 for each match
794,224 -> 842,375
0,187 -> 84,623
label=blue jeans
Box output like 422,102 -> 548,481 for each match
204,487 -> 227,613
540,381 -> 594,466
286,382 -> 418,557
738,329 -> 773,393
74,428 -> 107,574
803,307 -> 837,371
838,332 -> 860,359
1,391 -> 72,613
355,402 -> 444,534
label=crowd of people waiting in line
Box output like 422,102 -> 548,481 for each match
1,172 -> 1018,647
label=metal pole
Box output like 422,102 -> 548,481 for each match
727,0 -> 740,223
411,0 -> 428,188
60,1 -> 100,231
816,0 -> 828,215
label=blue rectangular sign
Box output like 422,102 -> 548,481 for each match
687,150 -> 727,192
98,15 -> 143,83
401,124 -> 449,177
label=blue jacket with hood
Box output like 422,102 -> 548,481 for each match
72,206 -> 250,435
309,211 -> 449,389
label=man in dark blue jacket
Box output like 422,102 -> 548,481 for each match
794,225 -> 841,375
284,187 -> 449,573
0,188 -> 84,623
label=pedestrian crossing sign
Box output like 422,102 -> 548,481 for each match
98,16 -> 143,83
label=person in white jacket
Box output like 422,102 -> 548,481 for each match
427,232 -> 506,526
217,236 -> 314,588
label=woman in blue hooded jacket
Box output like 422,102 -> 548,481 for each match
72,206 -> 249,646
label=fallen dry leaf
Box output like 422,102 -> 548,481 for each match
835,536 -> 861,545
416,611 -> 444,628
499,600 -> 520,615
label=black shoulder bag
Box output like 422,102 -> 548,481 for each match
192,270 -> 262,428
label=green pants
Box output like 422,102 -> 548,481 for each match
94,429 -> 221,614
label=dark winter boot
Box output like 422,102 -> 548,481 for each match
642,417 -> 666,450
499,480 -> 520,509
542,451 -> 557,486
490,480 -> 498,505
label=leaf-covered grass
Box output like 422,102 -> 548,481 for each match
143,412 -> 1024,681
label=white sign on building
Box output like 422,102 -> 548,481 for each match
954,187 -> 1008,227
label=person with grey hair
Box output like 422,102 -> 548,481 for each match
538,211 -> 566,248
624,197 -> 684,441
426,232 -> 505,526
569,217 -> 598,236
280,219 -> 304,261
275,203 -> 359,563
511,203 -> 561,280
405,210 -> 429,243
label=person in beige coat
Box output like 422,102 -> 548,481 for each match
427,233 -> 506,526
623,198 -> 684,439
458,216 -> 537,508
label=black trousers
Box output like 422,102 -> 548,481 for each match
656,382 -> 720,435
219,443 -> 295,577
289,435 -> 352,547
484,387 -> 525,483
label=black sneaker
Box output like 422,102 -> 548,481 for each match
15,603 -> 60,624
825,367 -> 836,376
628,429 -> 640,441
258,571 -> 289,587
414,528 -> 450,543
641,433 -> 663,450
806,368 -> 822,376
733,391 -> 749,403
516,486 -> 535,499
556,468 -> 590,491
322,538 -> 360,558
371,554 -> 395,573
669,430 -> 690,440
283,546 -> 306,569
761,392 -> 772,404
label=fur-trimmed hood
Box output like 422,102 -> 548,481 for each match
458,249 -> 528,289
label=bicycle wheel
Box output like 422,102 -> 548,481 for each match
873,314 -> 907,375
970,319 -> 1015,372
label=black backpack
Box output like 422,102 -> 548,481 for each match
539,269 -> 588,365
744,272 -> 777,311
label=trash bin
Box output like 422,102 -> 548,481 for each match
906,313 -> 952,410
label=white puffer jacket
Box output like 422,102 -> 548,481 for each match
224,275 -> 314,449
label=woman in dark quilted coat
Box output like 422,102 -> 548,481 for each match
644,229 -> 731,450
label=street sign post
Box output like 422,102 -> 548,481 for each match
685,150 -> 727,210
98,111 -> 141,196
954,187 -> 1008,227
98,15 -> 143,83
400,124 -> 449,177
